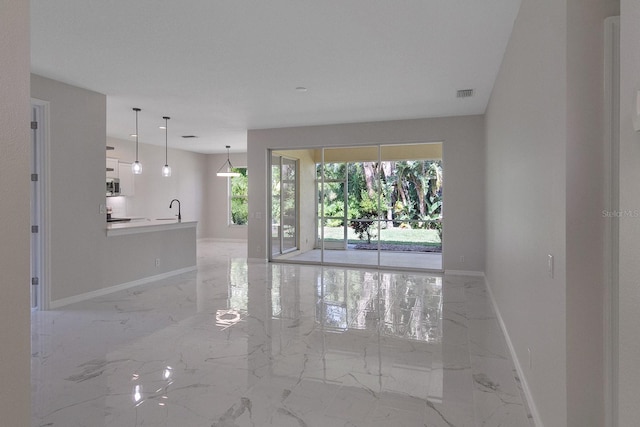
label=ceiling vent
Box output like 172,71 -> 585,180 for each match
181,135 -> 198,139
456,89 -> 474,98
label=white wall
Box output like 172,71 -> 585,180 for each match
618,0 -> 640,424
247,115 -> 485,272
204,152 -> 248,241
485,0 -> 618,425
0,0 -> 31,424
106,137 -> 210,238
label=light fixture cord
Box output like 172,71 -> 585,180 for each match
165,117 -> 168,164
135,109 -> 139,162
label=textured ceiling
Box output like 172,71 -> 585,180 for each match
31,0 -> 521,153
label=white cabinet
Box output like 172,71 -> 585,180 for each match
106,158 -> 119,179
106,158 -> 135,196
118,162 -> 135,196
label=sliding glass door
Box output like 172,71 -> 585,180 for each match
270,143 -> 442,271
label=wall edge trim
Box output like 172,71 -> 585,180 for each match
49,266 -> 197,309
444,269 -> 484,277
484,275 -> 544,427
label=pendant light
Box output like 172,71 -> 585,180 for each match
216,145 -> 241,177
131,107 -> 142,174
161,116 -> 172,177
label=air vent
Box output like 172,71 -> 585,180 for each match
181,135 -> 198,139
456,89 -> 474,98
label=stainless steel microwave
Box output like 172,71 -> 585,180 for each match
106,178 -> 120,196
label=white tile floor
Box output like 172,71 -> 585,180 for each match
31,241 -> 533,427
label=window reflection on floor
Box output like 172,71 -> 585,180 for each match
314,269 -> 442,342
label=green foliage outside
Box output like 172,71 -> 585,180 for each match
349,190 -> 378,243
318,160 -> 443,245
230,167 -> 248,225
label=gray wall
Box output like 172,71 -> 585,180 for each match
566,0 -> 618,424
0,0 -> 31,424
485,0 -> 618,425
618,0 -> 640,424
32,76 -> 197,304
247,115 -> 485,272
31,75 -> 108,303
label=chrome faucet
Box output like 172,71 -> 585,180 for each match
169,199 -> 181,222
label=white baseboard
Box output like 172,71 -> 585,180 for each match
49,266 -> 197,309
198,238 -> 247,243
483,276 -> 543,427
444,269 -> 484,277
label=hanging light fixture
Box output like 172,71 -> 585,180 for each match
131,107 -> 142,174
217,145 -> 241,177
161,116 -> 172,177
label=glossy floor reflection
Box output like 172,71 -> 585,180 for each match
31,241 -> 533,427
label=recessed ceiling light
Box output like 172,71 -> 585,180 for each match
129,133 -> 137,137
159,126 -> 166,130
181,135 -> 197,139
295,87 -> 308,92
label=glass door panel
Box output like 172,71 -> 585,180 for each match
378,143 -> 443,270
281,157 -> 297,253
317,161 -> 348,250
270,155 -> 281,257
319,147 -> 379,267
270,154 -> 298,258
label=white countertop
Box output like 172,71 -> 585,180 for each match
106,219 -> 197,236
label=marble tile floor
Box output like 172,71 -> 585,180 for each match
31,241 -> 533,427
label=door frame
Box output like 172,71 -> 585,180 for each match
269,152 -> 299,259
30,99 -> 51,311
603,16 -> 619,427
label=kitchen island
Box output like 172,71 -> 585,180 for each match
51,219 -> 198,309
106,218 -> 197,236
100,219 -> 197,302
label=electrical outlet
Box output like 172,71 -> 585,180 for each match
99,204 -> 107,214
460,255 -> 465,263
155,258 -> 160,267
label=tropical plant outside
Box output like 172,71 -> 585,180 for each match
230,167 -> 248,225
317,160 -> 443,250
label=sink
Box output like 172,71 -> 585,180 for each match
107,218 -> 131,223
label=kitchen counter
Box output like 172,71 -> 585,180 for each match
106,218 -> 197,237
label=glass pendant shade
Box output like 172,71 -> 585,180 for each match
217,145 -> 241,177
132,160 -> 142,174
162,164 -> 172,177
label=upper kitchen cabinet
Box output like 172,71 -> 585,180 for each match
106,158 -> 118,179
106,158 -> 135,196
118,162 -> 135,197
